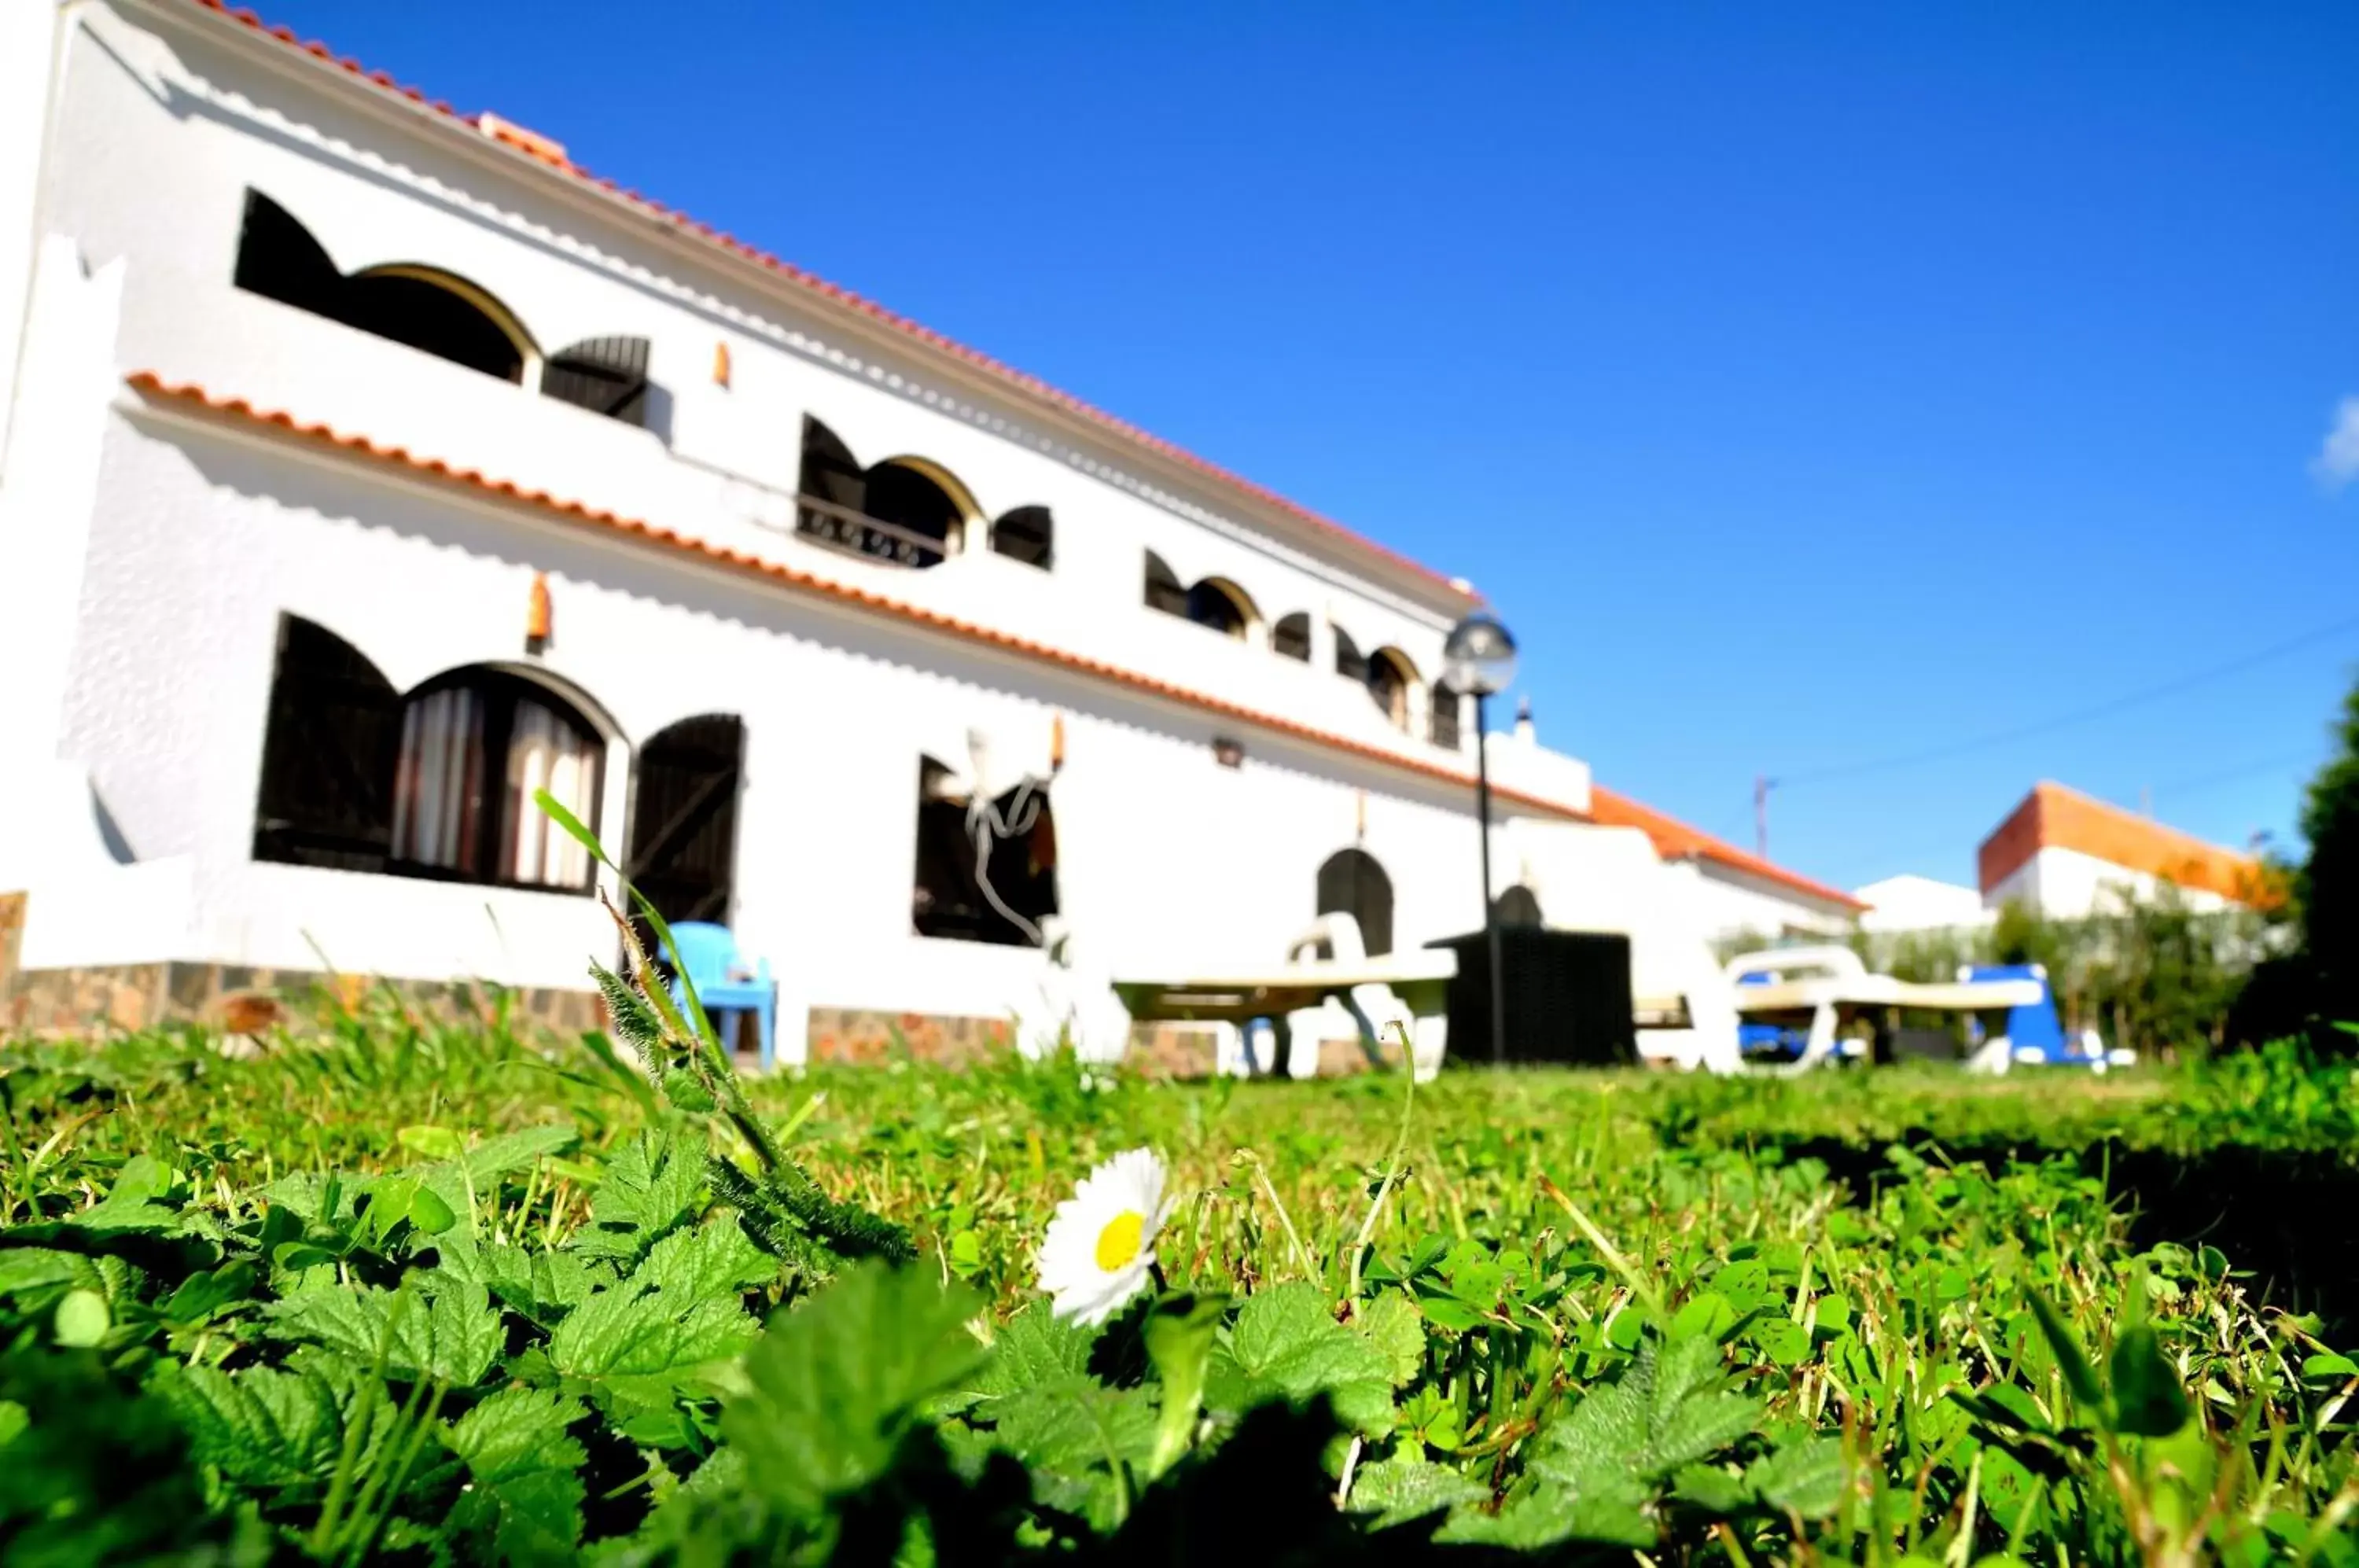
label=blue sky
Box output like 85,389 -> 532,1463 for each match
259,0 -> 2359,893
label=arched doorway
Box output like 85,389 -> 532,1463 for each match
1494,884 -> 1544,929
1316,847 -> 1393,957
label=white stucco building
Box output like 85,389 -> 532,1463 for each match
1849,786 -> 2276,937
1976,782 -> 2271,921
0,0 -> 1859,1062
1854,874 -> 1994,935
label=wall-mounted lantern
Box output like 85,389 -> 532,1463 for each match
525,572 -> 552,656
1212,736 -> 1246,769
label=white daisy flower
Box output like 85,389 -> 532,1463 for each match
1037,1147 -> 1171,1326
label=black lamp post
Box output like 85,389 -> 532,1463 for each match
1441,612 -> 1518,1067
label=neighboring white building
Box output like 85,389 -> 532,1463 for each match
1853,874 -> 1993,934
1977,782 -> 2271,921
0,0 -> 1859,1061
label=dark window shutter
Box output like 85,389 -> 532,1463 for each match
992,506 -> 1054,569
1333,629 -> 1369,684
799,418 -> 867,512
234,190 -> 344,319
541,335 -> 652,425
1429,683 -> 1462,748
252,616 -> 401,870
1272,613 -> 1312,661
626,713 -> 744,929
1143,552 -> 1189,617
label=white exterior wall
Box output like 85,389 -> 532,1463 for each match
3,1 -> 1646,1056
1984,847 -> 2239,922
1666,860 -> 1854,943
1856,874 -> 1993,934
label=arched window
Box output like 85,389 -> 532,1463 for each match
1316,848 -> 1394,957
344,265 -> 529,382
865,462 -> 962,558
1332,627 -> 1370,684
1495,884 -> 1544,928
1272,612 -> 1312,661
1143,551 -> 1190,617
1184,577 -> 1253,640
627,714 -> 743,927
1367,647 -> 1418,731
390,668 -> 602,891
542,335 -> 651,426
991,506 -> 1053,569
233,190 -> 535,383
252,615 -> 403,870
793,418 -> 961,568
249,616 -> 608,892
912,756 -> 1058,946
1429,682 -> 1463,749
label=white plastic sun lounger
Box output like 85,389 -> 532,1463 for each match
1724,947 -> 2044,1073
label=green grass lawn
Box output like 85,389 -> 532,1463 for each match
3,996 -> 2354,1564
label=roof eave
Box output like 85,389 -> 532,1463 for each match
136,0 -> 1481,618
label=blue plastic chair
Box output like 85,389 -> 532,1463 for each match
1963,963 -> 2077,1066
667,922 -> 778,1072
1735,972 -> 1810,1062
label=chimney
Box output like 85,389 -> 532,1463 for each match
1514,696 -> 1536,748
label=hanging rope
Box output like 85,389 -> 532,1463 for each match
968,773 -> 1050,947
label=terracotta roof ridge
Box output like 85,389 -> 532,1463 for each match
2030,779 -> 2256,863
174,0 -> 1474,603
125,368 -> 1858,916
1587,783 -> 1867,911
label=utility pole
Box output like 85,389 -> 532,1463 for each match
1754,775 -> 1775,859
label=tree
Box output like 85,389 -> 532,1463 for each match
2297,672 -> 2359,1026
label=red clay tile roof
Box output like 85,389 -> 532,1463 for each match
175,0 -> 1474,605
124,371 -> 1528,801
1588,786 -> 1867,911
123,371 -> 1859,911
1977,781 -> 2277,907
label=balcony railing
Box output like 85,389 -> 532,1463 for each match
795,494 -> 949,569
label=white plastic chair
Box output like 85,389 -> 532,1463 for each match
1278,912 -> 1434,1080
1026,918 -> 1133,1065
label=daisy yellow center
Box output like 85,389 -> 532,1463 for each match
1094,1209 -> 1146,1272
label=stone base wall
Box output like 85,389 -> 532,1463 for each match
1122,1021 -> 1223,1079
2,960 -> 605,1036
0,926 -> 1377,1081
804,1007 -> 1014,1068
797,1013 -> 1242,1079
0,893 -> 23,1005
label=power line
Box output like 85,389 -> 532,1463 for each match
1815,746 -> 2320,886
2148,748 -> 2322,804
1775,610 -> 2359,788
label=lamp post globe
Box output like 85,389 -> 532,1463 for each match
1443,612 -> 1518,698
1443,610 -> 1517,1068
